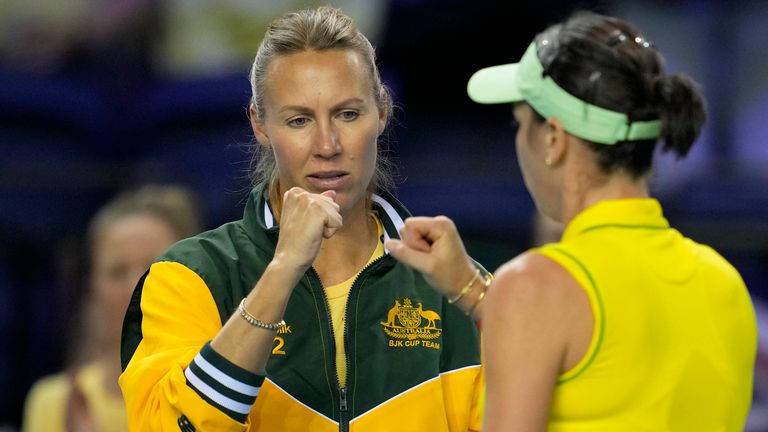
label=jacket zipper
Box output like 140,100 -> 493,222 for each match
313,255 -> 388,432
339,387 -> 348,432
309,267 -> 349,432
340,256 -> 387,431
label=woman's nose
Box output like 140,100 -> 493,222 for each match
313,120 -> 341,158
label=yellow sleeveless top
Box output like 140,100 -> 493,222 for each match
535,199 -> 756,432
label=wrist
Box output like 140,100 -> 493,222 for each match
246,259 -> 305,304
448,268 -> 481,304
269,254 -> 310,279
452,267 -> 492,321
447,262 -> 483,302
239,260 -> 301,325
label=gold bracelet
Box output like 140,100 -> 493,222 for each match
448,268 -> 480,304
237,299 -> 285,331
466,272 -> 492,316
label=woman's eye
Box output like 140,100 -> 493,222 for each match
340,110 -> 359,121
288,117 -> 308,127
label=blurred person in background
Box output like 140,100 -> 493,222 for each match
152,0 -> 389,79
0,0 -> 158,76
22,184 -> 202,432
386,10 -> 756,431
119,6 -> 483,432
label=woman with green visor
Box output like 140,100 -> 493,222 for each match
386,10 -> 756,431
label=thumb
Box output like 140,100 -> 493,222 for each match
321,190 -> 337,201
385,239 -> 433,274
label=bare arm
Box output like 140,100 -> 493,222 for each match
385,216 -> 593,430
385,216 -> 487,320
482,252 -> 592,431
119,187 -> 344,428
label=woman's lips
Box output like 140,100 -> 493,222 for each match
306,171 -> 349,190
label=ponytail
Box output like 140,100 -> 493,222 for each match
653,74 -> 707,159
534,11 -> 709,176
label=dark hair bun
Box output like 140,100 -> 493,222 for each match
653,74 -> 707,158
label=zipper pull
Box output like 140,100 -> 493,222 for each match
339,387 -> 348,412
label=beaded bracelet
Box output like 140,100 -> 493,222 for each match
448,268 -> 481,304
237,299 -> 286,331
466,272 -> 492,316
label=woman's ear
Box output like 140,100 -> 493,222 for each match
377,106 -> 388,135
544,117 -> 568,166
249,105 -> 270,146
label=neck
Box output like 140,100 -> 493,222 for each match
560,171 -> 649,225
94,349 -> 123,397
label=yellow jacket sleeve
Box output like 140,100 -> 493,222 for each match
119,261 -> 260,431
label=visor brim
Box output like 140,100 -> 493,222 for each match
467,63 -> 523,104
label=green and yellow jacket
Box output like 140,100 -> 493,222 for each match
120,185 -> 483,432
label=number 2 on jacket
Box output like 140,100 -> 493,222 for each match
272,337 -> 286,355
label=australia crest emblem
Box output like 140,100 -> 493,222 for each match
380,298 -> 442,348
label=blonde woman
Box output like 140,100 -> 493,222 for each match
119,6 -> 483,432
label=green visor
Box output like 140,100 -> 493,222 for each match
467,42 -> 661,145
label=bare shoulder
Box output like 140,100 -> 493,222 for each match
484,251 -> 588,329
490,251 -> 579,303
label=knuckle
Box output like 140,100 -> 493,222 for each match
284,187 -> 303,200
434,215 -> 454,228
308,199 -> 322,211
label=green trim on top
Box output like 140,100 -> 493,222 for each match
547,246 -> 606,384
580,223 -> 670,235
